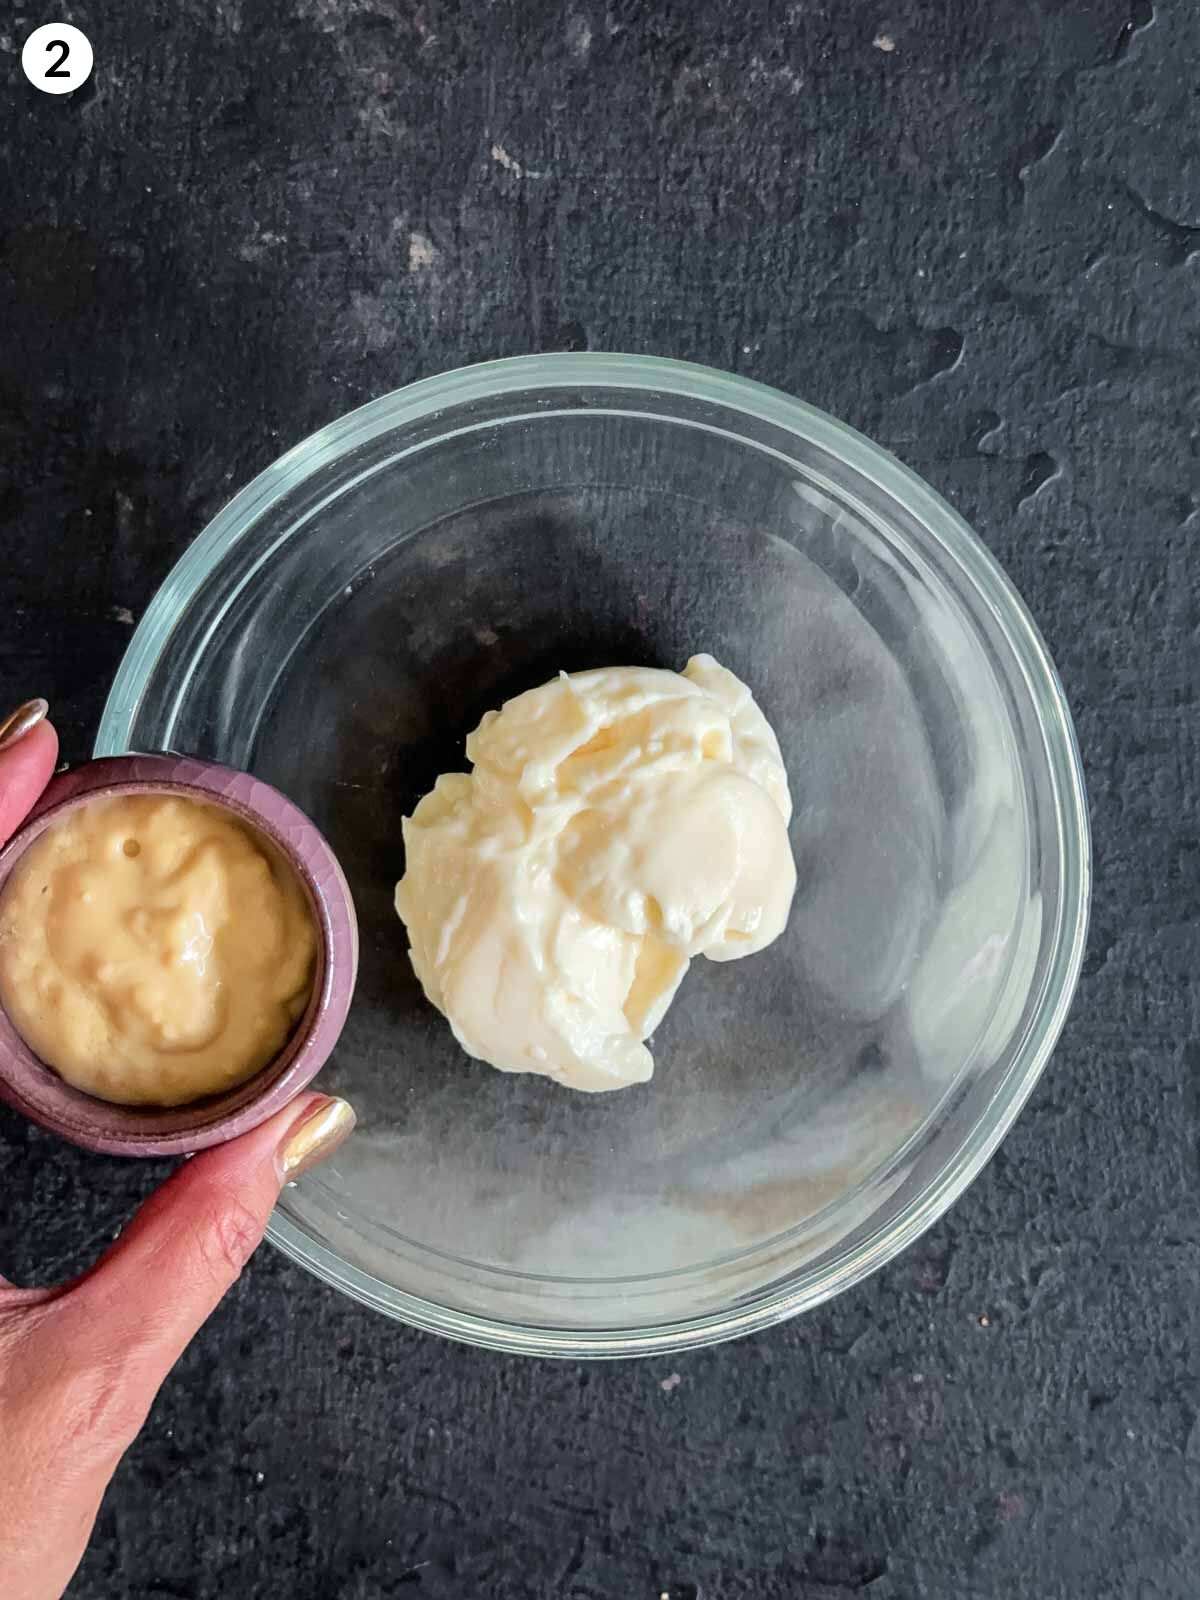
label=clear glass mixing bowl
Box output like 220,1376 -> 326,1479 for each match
98,355 -> 1089,1356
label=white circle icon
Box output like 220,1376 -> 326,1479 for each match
22,23 -> 93,95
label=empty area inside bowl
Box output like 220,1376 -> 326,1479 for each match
113,387 -> 1067,1334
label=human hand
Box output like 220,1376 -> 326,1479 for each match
0,702 -> 356,1600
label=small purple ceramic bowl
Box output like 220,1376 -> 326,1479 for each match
0,753 -> 358,1157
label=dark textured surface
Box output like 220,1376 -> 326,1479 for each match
1,1 -> 1197,1595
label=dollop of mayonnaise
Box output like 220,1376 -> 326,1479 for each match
395,655 -> 796,1091
0,794 -> 316,1106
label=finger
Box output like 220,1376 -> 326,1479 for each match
48,1092 -> 356,1437
0,709 -> 57,1288
0,1097 -> 349,1600
0,707 -> 57,1300
0,708 -> 59,844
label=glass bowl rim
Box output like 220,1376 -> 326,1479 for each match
96,352 -> 1091,1357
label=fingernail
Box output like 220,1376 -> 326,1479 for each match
0,699 -> 49,753
276,1095 -> 356,1181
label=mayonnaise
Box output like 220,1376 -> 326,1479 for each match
395,654 -> 796,1091
0,794 -> 316,1106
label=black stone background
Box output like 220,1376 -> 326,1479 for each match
1,1 -> 1197,1596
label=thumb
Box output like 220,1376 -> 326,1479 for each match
0,705 -> 59,843
0,1094 -> 353,1600
41,1092 -> 355,1458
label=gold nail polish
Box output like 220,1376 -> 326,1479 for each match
0,698 -> 49,753
277,1096 -> 357,1180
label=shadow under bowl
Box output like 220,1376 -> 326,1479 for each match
0,753 -> 358,1156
